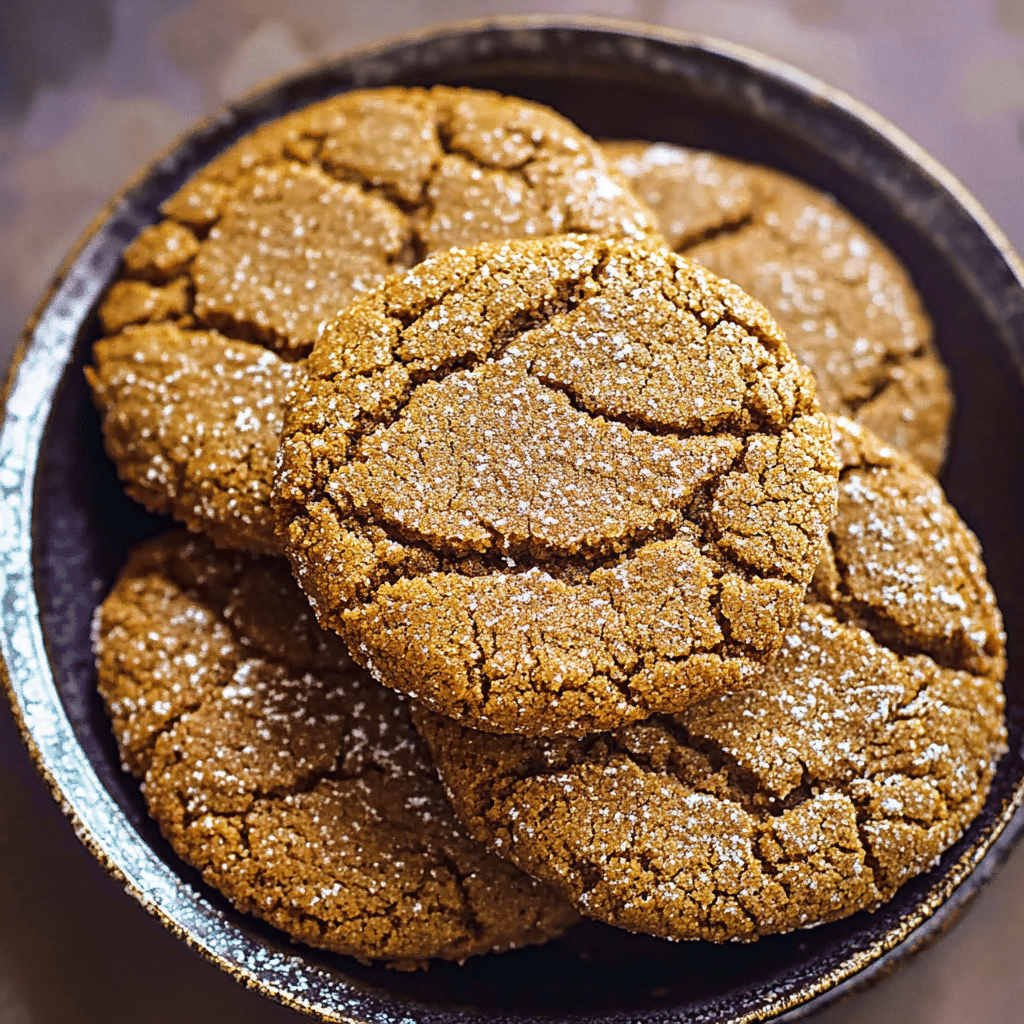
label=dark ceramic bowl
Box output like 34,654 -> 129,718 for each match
2,16 -> 1024,1024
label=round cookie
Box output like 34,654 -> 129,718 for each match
88,87 -> 661,554
94,531 -> 578,967
274,234 -> 839,736
414,416 -> 1006,943
603,141 -> 953,474
86,323 -> 302,554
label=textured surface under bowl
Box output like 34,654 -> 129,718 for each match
3,17 -> 1024,1024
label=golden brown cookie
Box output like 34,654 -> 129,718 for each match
274,234 -> 839,736
88,87 -> 661,554
94,531 -> 578,967
603,142 -> 953,473
414,416 -> 1006,943
86,323 -> 301,554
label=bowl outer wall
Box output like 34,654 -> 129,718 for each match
2,15 -> 1024,1024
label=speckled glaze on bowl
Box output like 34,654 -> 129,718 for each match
2,16 -> 1024,1024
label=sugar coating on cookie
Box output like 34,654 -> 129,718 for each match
94,532 -> 577,967
603,142 -> 952,473
88,87 -> 660,554
86,323 -> 302,554
414,417 -> 1006,942
274,234 -> 839,736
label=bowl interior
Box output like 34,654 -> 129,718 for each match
21,21 -> 1024,1024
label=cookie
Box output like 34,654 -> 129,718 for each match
87,323 -> 302,554
94,531 -> 578,967
603,142 -> 953,473
273,234 -> 839,736
87,87 -> 661,554
414,416 -> 1006,942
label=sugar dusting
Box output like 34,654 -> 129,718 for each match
94,532 -> 577,966
605,139 -> 952,473
278,234 -> 838,736
88,85 -> 660,554
416,416 -> 1007,943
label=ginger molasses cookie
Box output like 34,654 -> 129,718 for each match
94,531 -> 577,967
87,323 -> 302,554
603,142 -> 952,473
414,417 -> 1006,943
274,234 -> 839,736
88,87 -> 660,554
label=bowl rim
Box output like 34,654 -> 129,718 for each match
2,14 -> 1024,1024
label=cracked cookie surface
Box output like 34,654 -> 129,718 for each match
414,416 -> 1006,942
274,234 -> 839,736
86,323 -> 303,554
603,142 -> 952,473
94,531 -> 578,967
88,87 -> 659,553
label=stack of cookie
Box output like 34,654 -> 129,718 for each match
88,86 -> 1006,969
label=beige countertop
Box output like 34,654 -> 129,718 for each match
2,1 -> 1023,1021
